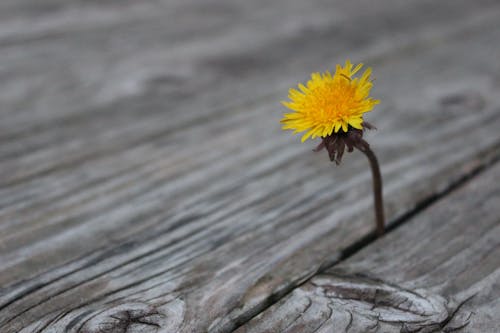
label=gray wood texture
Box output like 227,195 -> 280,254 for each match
1,0 -> 500,332
236,163 -> 500,333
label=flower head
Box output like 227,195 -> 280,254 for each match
281,60 -> 379,142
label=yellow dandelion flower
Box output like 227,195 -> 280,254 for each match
281,60 -> 379,142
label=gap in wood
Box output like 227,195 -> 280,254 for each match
231,142 -> 500,332
339,144 -> 500,263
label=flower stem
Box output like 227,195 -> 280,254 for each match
356,145 -> 385,236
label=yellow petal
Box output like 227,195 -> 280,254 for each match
280,60 -> 378,142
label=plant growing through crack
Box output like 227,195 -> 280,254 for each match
281,60 -> 385,236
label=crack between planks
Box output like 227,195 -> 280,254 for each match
229,141 -> 500,332
2,9 -> 500,332
338,142 -> 500,263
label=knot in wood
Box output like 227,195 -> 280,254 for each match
78,302 -> 166,333
304,272 -> 471,332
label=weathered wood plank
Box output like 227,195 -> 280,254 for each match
1,0 -> 498,184
236,162 -> 500,333
1,1 -> 500,333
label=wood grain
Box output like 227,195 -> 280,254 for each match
236,163 -> 500,333
1,1 -> 500,332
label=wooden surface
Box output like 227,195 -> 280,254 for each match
236,163 -> 500,333
1,1 -> 500,332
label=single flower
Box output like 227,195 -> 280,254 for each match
281,60 -> 380,164
281,60 -> 379,140
280,60 -> 385,236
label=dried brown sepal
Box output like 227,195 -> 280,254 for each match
314,122 -> 375,165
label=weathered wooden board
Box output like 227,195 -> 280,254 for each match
236,162 -> 500,333
2,0 -> 499,176
1,1 -> 500,332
